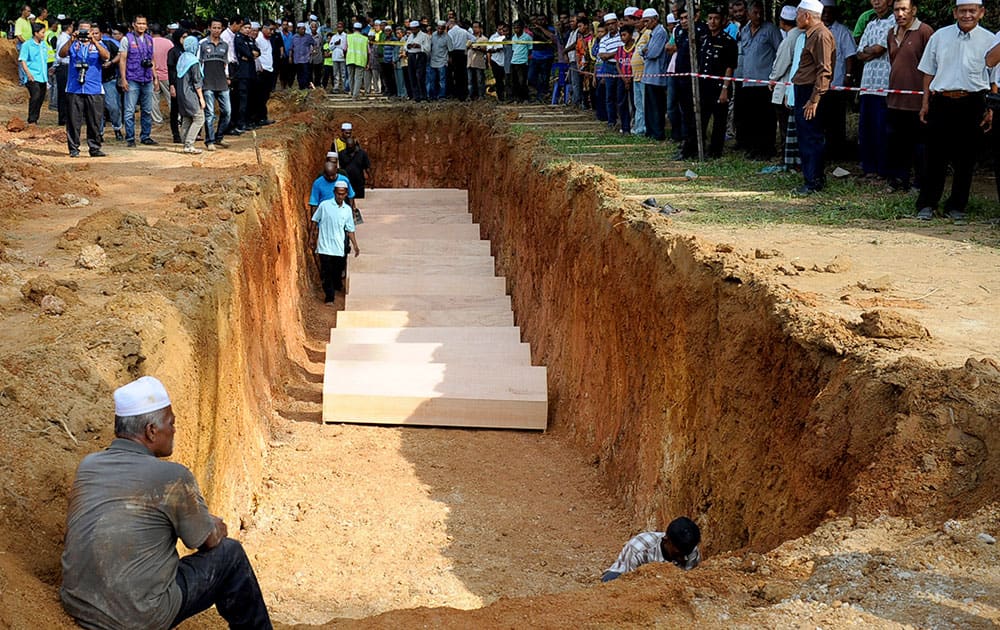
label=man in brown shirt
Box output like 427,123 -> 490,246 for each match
886,0 -> 933,192
791,0 -> 835,194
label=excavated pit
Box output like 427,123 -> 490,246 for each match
1,104 -> 997,627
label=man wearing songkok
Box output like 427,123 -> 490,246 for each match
61,376 -> 272,629
790,0 -> 835,194
914,0 -> 992,222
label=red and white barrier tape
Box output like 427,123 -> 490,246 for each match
568,66 -> 923,95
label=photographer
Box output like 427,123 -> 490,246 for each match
59,19 -> 109,157
118,14 -> 159,147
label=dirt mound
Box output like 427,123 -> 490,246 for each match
0,40 -> 19,87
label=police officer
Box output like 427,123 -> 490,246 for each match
60,19 -> 109,157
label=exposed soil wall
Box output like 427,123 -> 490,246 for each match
355,105 -> 998,554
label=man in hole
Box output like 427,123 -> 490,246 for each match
61,376 -> 272,629
601,516 -> 702,581
311,179 -> 360,303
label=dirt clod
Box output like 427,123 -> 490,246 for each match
857,310 -> 930,339
7,116 -> 25,132
76,245 -> 107,269
40,294 -> 66,315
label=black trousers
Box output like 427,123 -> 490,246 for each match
169,93 -> 181,141
916,93 -> 985,213
735,86 -> 776,158
171,539 -> 272,629
66,93 -> 104,155
234,77 -> 253,129
254,70 -> 275,122
407,52 -> 427,101
279,58 -> 295,88
25,81 -> 46,124
510,64 -> 528,102
886,107 -> 925,189
699,83 -> 728,158
490,61 -> 506,101
447,50 -> 467,100
319,253 -> 347,301
821,90 -> 851,160
994,121 -> 1000,204
644,83 -> 666,141
379,62 -> 396,96
678,78 -> 698,157
55,64 -> 69,125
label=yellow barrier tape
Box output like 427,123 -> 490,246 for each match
373,39 -> 551,46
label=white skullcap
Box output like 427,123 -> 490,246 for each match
167,23 -> 180,29
114,376 -> 171,417
309,14 -> 318,20
374,19 -> 382,24
624,6 -> 638,16
409,20 -> 420,27
643,8 -> 660,18
333,180 -> 349,189
297,22 -> 307,28
666,13 -> 677,23
780,5 -> 799,19
326,151 -> 338,159
353,22 -> 363,28
436,20 -> 446,26
956,0 -> 982,4
250,21 -> 260,28
604,12 -> 619,21
57,14 -> 66,19
341,122 -> 353,129
797,0 -> 824,12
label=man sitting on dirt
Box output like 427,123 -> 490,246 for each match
60,376 -> 272,629
601,516 -> 702,582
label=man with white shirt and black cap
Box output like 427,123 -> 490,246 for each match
914,0 -> 992,223
61,376 -> 272,630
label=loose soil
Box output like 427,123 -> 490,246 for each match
0,38 -> 997,629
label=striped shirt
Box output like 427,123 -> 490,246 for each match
606,531 -> 701,575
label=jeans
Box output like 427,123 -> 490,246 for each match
123,79 -> 154,142
858,94 -> 889,177
171,539 -> 272,629
395,65 -> 407,97
407,52 -> 427,101
101,80 -> 122,133
25,81 -> 46,124
527,57 -> 553,103
16,42 -> 26,84
631,81 -> 646,135
570,62 -> 583,105
203,89 -> 231,145
467,67 -> 485,100
426,65 -> 446,100
604,76 -> 628,131
550,62 -> 570,105
793,84 -> 827,191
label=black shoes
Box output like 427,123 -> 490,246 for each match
90,150 -> 107,157
126,140 -> 136,147
140,138 -> 158,146
69,150 -> 80,157
114,129 -> 124,141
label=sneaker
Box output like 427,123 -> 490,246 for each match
916,207 -> 934,221
69,150 -> 80,158
89,150 -> 107,157
204,143 -> 216,151
183,146 -> 203,154
140,138 -> 158,146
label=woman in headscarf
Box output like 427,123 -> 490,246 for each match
176,35 -> 206,154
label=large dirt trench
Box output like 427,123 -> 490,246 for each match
1,104 -> 997,628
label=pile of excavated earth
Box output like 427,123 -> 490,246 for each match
0,39 -> 996,629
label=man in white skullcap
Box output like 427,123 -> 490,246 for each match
61,377 -> 272,630
311,179 -> 360,303
405,19 -> 431,101
790,0 -> 835,194
640,8 -> 669,141
914,0 -> 992,222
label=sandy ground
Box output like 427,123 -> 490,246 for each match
0,41 -> 997,629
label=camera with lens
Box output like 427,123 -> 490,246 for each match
75,59 -> 89,83
140,58 -> 154,69
76,29 -> 90,40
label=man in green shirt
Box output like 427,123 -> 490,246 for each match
14,4 -> 32,83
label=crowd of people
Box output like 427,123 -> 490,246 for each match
7,2 -> 1000,219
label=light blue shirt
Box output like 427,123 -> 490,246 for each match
510,32 -> 532,64
312,198 -> 355,257
829,21 -> 857,88
18,37 -> 48,82
641,24 -> 669,87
